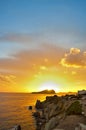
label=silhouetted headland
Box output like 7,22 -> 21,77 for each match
31,89 -> 56,94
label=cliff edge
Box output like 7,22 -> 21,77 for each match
34,92 -> 86,130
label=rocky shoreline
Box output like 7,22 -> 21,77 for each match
10,90 -> 86,130
33,91 -> 86,130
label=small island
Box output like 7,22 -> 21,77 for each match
32,89 -> 56,94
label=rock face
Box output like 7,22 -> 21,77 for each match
10,125 -> 21,130
57,115 -> 86,130
32,111 -> 40,118
44,116 -> 59,130
34,93 -> 86,130
28,106 -> 32,110
75,123 -> 86,130
35,100 -> 43,109
78,90 -> 86,95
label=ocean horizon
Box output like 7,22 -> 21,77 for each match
0,92 -> 55,130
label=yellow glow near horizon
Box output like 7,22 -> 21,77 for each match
39,82 -> 60,92
26,72 -> 70,92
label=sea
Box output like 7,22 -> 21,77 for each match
0,93 -> 54,130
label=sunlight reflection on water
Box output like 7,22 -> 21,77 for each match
0,93 -> 54,130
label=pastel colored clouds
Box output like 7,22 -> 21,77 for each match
61,48 -> 86,68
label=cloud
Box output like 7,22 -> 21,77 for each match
60,48 -> 86,68
0,73 -> 16,84
0,33 -> 32,44
0,73 -> 17,92
0,43 -> 66,92
0,43 -> 65,73
70,48 -> 80,54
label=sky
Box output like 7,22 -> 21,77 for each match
0,0 -> 86,92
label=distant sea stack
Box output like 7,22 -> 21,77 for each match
32,89 -> 56,94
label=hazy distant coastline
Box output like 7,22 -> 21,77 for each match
31,89 -> 77,96
31,89 -> 56,94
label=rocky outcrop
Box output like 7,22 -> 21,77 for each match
34,93 -> 86,130
78,90 -> 86,95
10,125 -> 21,130
35,100 -> 43,109
28,106 -> 32,110
44,116 -> 59,130
57,115 -> 86,130
32,89 -> 56,94
32,111 -> 40,118
75,123 -> 86,130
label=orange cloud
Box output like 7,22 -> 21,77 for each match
0,44 -> 65,91
60,48 -> 86,68
0,44 -> 65,72
0,73 -> 16,91
70,48 -> 80,54
1,43 -> 86,92
0,73 -> 16,83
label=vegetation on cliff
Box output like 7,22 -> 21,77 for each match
66,101 -> 82,115
34,92 -> 86,130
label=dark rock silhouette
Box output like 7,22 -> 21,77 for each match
17,125 -> 21,130
11,125 -> 21,130
32,89 -> 56,94
28,106 -> 32,110
35,100 -> 43,109
32,112 -> 40,118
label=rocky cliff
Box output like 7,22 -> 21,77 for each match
34,93 -> 86,130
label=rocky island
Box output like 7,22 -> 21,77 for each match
33,90 -> 86,130
32,89 -> 56,94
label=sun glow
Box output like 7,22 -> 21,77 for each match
39,82 -> 60,92
26,73 -> 68,92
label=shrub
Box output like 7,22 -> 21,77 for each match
66,101 -> 82,115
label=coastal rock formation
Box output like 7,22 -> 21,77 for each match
44,116 -> 59,130
34,92 -> 86,130
78,90 -> 86,95
28,106 -> 32,110
10,125 -> 21,130
75,123 -> 86,130
32,89 -> 56,94
35,100 -> 43,109
32,111 -> 40,118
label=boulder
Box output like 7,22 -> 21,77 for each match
28,106 -> 32,110
35,100 -> 43,109
44,116 -> 59,130
79,123 -> 86,130
78,90 -> 86,95
16,125 -> 21,130
75,123 -> 86,130
32,112 -> 40,118
46,95 -> 58,104
11,125 -> 21,130
53,128 -> 64,130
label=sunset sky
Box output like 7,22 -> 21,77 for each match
0,0 -> 86,92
